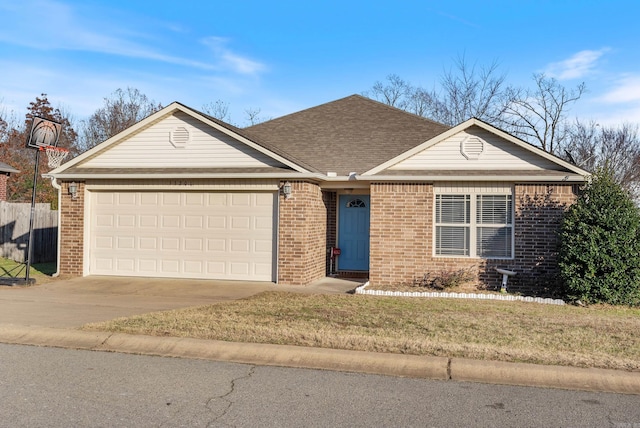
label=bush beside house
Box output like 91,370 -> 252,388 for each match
558,169 -> 640,306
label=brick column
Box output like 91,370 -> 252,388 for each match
278,181 -> 327,285
0,175 -> 8,201
59,181 -> 85,276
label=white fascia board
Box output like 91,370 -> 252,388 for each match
362,118 -> 590,177
359,174 -> 587,182
44,172 -> 324,181
50,103 -> 310,175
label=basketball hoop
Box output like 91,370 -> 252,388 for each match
40,145 -> 69,168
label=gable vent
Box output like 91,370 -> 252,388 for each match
460,136 -> 484,160
170,126 -> 191,148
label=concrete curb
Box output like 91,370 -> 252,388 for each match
0,324 -> 638,395
451,358 -> 640,395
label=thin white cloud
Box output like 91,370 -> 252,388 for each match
545,49 -> 609,80
201,37 -> 266,75
600,74 -> 640,104
0,0 -> 264,74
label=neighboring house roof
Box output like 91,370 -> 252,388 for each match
0,161 -> 19,174
244,95 -> 451,176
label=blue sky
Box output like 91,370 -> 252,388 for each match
0,0 -> 639,127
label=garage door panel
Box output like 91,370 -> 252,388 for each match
162,193 -> 181,205
116,236 -> 135,249
116,259 -> 135,272
118,193 -> 136,205
184,238 -> 203,251
140,215 -> 158,228
89,191 -> 275,281
139,237 -> 157,250
138,259 -> 157,272
162,216 -> 180,228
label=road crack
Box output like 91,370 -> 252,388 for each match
206,365 -> 256,427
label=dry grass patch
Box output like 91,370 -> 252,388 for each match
84,291 -> 640,371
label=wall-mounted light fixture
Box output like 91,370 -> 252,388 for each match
282,181 -> 292,199
68,181 -> 78,200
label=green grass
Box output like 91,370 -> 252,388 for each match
0,258 -> 56,283
84,291 -> 640,371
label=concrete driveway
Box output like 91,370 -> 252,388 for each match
0,276 -> 361,328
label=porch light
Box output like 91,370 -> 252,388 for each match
68,181 -> 78,200
282,181 -> 292,199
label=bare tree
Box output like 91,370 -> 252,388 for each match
365,62 -> 586,156
364,74 -> 411,109
501,74 -> 586,154
365,59 -> 508,126
79,88 -> 162,152
202,99 -> 230,122
244,107 -> 269,126
435,57 -> 508,125
0,100 -> 8,145
565,121 -> 640,201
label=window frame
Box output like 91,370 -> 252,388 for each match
433,186 -> 514,259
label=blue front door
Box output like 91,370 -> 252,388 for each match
338,195 -> 370,271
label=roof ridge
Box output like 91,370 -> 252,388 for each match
353,94 -> 452,128
246,94 -> 451,131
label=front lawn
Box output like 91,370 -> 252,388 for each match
84,291 -> 640,371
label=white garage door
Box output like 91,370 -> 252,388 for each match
89,191 -> 276,281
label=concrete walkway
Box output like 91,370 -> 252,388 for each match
0,276 -> 638,395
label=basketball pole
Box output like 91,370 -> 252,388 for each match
25,148 -> 40,284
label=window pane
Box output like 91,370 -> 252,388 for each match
477,226 -> 512,258
436,195 -> 470,224
477,195 -> 512,224
436,225 -> 470,256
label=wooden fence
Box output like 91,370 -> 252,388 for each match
0,201 -> 58,263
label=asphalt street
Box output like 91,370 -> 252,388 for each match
1,343 -> 639,428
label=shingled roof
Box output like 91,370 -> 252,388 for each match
244,95 -> 450,175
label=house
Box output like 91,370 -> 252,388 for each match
0,161 -> 19,201
47,95 -> 588,293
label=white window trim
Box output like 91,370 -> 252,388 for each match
433,185 -> 514,259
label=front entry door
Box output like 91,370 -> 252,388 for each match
338,195 -> 370,271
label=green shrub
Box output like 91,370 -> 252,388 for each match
558,169 -> 640,305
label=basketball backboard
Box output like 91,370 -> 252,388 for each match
26,116 -> 62,149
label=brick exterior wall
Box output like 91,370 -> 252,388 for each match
277,181 -> 327,285
59,181 -> 85,276
0,175 -> 8,201
370,183 -> 433,285
369,182 -> 578,296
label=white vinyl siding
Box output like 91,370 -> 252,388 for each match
390,126 -> 561,171
434,184 -> 514,259
81,111 -> 287,169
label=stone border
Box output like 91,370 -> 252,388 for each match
355,282 -> 565,305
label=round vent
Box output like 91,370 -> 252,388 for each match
170,126 -> 191,148
460,136 -> 484,160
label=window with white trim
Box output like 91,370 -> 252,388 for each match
435,190 -> 513,258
